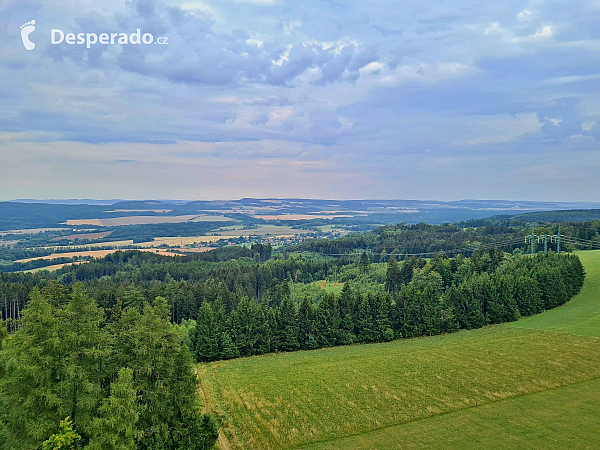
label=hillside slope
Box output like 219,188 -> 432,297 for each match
199,251 -> 600,449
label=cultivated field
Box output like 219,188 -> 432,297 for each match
138,226 -> 313,246
104,209 -> 173,213
24,262 -> 83,273
45,240 -> 136,250
199,250 -> 600,449
252,214 -> 358,220
16,248 -> 182,263
64,214 -> 232,226
0,227 -> 68,235
50,231 -> 113,241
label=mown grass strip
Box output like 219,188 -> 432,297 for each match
300,377 -> 600,449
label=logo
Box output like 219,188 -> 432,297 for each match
20,20 -> 36,50
51,29 -> 168,49
18,20 -> 168,51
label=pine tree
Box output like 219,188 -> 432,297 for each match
0,288 -> 63,447
219,332 -> 240,360
88,368 -> 140,450
359,251 -> 370,274
298,298 -> 317,350
356,294 -> 375,343
56,283 -> 108,437
278,297 -> 300,352
194,302 -> 219,362
338,313 -> 356,345
316,293 -> 339,347
120,285 -> 147,311
385,256 -> 401,296
113,297 -> 218,449
399,257 -> 415,285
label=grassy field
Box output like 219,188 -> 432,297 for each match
305,378 -> 600,449
199,250 -> 600,449
507,250 -> 600,336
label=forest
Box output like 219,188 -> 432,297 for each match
0,286 -> 218,449
0,221 -> 587,449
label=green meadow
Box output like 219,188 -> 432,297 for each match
199,250 -> 600,449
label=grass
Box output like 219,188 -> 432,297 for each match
304,378 -> 600,449
507,250 -> 600,336
199,250 -> 600,449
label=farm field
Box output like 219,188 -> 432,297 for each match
16,248 -> 183,263
104,208 -> 173,213
305,378 -> 600,449
45,239 -> 136,249
50,231 -> 113,241
199,250 -> 600,449
252,214 -> 358,220
143,226 -> 314,246
23,262 -> 83,272
64,214 -> 231,226
0,227 -> 68,235
44,225 -> 313,249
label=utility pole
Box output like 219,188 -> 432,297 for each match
557,225 -> 561,253
525,228 -> 537,255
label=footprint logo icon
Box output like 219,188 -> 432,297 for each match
20,20 -> 36,50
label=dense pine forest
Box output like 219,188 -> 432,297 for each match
0,287 -> 218,449
0,220 -> 588,449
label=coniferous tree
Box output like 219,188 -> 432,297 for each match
194,302 -> 219,362
88,368 -> 140,450
298,298 -> 317,350
0,288 -> 63,448
219,332 -> 240,360
385,256 -> 401,296
359,251 -> 370,275
278,297 -> 300,352
356,294 -> 375,343
316,293 -> 340,347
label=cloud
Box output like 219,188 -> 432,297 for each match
0,0 -> 600,200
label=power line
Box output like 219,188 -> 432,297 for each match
308,236 -> 527,258
309,234 -> 600,259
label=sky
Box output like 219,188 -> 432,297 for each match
0,0 -> 599,201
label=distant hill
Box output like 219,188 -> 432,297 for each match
3,199 -> 600,231
459,209 -> 600,227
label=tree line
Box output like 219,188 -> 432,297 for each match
189,252 -> 584,362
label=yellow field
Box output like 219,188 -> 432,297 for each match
139,225 -> 313,246
63,214 -> 232,227
44,240 -> 135,250
104,209 -> 173,213
24,262 -> 83,272
65,215 -> 200,226
191,215 -> 235,222
252,214 -> 357,220
16,248 -> 182,263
